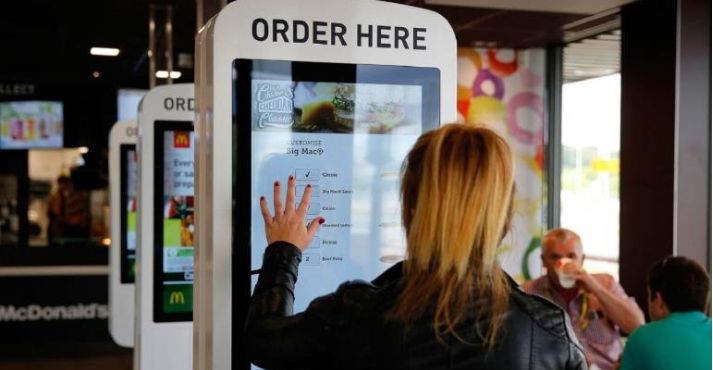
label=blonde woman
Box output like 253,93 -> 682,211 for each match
246,124 -> 586,369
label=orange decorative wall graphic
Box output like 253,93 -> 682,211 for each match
457,48 -> 546,281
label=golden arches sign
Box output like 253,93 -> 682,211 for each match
169,291 -> 185,305
174,132 -> 190,148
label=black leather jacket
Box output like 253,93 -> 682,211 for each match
246,242 -> 587,370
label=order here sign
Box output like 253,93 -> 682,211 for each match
251,18 -> 428,50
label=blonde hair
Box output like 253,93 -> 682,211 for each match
391,123 -> 515,348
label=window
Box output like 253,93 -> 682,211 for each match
560,31 -> 621,278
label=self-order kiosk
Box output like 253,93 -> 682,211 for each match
195,0 -> 456,368
109,120 -> 138,348
136,84 -> 195,370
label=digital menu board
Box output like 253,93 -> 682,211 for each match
0,101 -> 63,149
120,144 -> 138,283
153,121 -> 194,322
233,59 -> 439,314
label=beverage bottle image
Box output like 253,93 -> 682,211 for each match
11,118 -> 23,140
26,117 -> 36,141
41,104 -> 53,138
0,118 -> 8,138
38,118 -> 48,139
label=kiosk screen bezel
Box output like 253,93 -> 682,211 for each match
231,58 -> 440,367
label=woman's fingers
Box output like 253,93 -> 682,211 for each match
272,180 -> 283,218
296,184 -> 312,217
261,175 -> 322,250
307,216 -> 324,238
259,196 -> 272,225
284,175 -> 296,215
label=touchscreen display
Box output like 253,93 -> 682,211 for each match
153,121 -> 194,322
233,59 -> 439,317
120,144 -> 138,284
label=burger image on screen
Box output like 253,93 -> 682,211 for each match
297,100 -> 336,132
295,83 -> 354,133
331,83 -> 355,132
358,101 -> 406,133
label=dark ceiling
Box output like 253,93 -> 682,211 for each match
415,3 -> 584,48
0,0 -> 196,87
0,0 -> 595,89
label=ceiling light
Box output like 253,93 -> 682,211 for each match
90,47 -> 120,57
156,70 -> 182,79
92,71 -> 101,78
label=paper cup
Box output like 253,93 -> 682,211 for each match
555,257 -> 576,288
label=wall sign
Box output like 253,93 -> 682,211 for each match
251,18 -> 427,50
0,84 -> 36,97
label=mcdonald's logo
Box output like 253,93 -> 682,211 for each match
169,291 -> 185,305
174,131 -> 190,148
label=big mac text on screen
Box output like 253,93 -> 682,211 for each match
251,18 -> 427,50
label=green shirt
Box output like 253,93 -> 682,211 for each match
620,311 -> 712,370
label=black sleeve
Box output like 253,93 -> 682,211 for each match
563,312 -> 588,370
244,241 -> 375,370
567,343 -> 589,370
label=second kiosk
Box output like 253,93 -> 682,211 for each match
195,0 -> 456,368
108,120 -> 138,348
136,83 -> 196,370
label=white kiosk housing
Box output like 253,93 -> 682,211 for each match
136,83 -> 196,370
195,1 -> 456,368
109,120 -> 138,348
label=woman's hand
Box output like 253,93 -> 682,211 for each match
259,175 -> 324,251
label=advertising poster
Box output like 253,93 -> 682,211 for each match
0,101 -> 63,149
157,129 -> 194,319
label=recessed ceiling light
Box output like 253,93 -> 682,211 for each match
92,71 -> 101,78
90,47 -> 120,57
156,70 -> 182,79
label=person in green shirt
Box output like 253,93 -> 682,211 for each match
619,256 -> 711,370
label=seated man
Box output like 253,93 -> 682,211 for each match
523,228 -> 644,370
619,256 -> 711,370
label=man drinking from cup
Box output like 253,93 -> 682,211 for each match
523,228 -> 644,370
